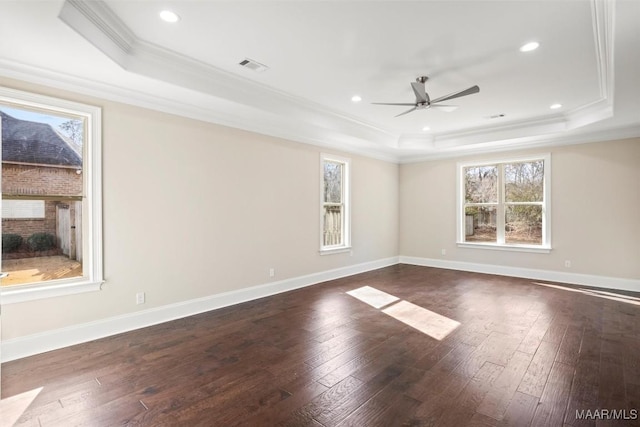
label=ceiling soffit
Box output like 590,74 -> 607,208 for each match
57,0 -> 616,161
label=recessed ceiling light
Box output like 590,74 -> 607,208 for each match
550,103 -> 562,109
159,10 -> 180,23
520,41 -> 539,52
422,126 -> 431,131
351,95 -> 362,103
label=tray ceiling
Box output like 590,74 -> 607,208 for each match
1,0 -> 638,162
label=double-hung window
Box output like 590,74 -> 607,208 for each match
0,87 -> 103,303
320,154 -> 350,254
457,154 -> 550,252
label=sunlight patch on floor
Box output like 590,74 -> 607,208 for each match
532,282 -> 640,306
383,300 -> 461,340
347,286 -> 460,340
346,285 -> 400,309
0,387 -> 43,427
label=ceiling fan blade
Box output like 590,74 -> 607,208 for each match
431,85 -> 480,104
395,107 -> 418,117
371,102 -> 417,106
410,82 -> 429,103
429,104 -> 456,108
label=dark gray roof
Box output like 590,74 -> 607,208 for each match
1,111 -> 82,167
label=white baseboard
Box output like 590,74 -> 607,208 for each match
1,256 -> 399,362
399,256 -> 640,293
4,255 -> 637,362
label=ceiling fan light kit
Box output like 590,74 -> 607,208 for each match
373,76 -> 480,117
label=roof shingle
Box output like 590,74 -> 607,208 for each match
1,111 -> 82,167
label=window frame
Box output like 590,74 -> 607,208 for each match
0,87 -> 103,304
456,153 -> 551,253
319,153 -> 351,255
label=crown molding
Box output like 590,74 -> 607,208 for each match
398,123 -> 640,163
38,0 -> 629,163
60,0 -> 135,63
58,1 -> 397,148
592,0 -> 615,101
0,60 -> 401,165
394,0 -> 616,152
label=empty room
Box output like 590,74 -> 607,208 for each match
1,1 -> 639,426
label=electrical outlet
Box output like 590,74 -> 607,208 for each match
441,249 -> 446,256
564,260 -> 571,268
269,268 -> 275,278
136,292 -> 145,305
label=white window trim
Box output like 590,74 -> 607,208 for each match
0,87 -> 104,304
319,153 -> 351,254
456,153 -> 551,253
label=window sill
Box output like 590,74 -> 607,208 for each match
1,278 -> 104,304
457,242 -> 552,254
320,246 -> 352,256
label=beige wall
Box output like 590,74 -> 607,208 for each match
2,76 -> 638,344
399,138 -> 640,280
0,78 -> 399,340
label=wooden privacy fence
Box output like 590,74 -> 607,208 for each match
323,207 -> 342,246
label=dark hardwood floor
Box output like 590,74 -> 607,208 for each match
2,265 -> 640,426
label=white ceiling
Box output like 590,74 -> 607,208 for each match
0,0 -> 638,162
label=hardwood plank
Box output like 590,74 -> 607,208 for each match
625,383 -> 640,427
447,327 -> 490,347
401,373 -> 472,425
8,397 -> 62,427
3,265 -> 639,427
314,339 -> 387,388
542,318 -> 569,344
412,342 -> 456,371
454,332 -> 522,379
336,390 -> 420,426
313,365 -> 405,426
497,391 -> 539,427
279,375 -> 365,426
476,350 -> 534,420
349,332 -> 436,383
563,358 -> 599,427
517,339 -> 562,398
599,336 -> 626,413
530,362 -> 575,427
577,329 -> 602,363
428,342 -> 478,375
44,396 -> 146,427
555,325 -> 584,366
241,380 -> 328,426
621,337 -> 640,386
435,362 -> 504,426
469,412 -> 500,426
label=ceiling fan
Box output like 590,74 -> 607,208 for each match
373,76 -> 480,117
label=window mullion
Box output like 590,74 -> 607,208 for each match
497,164 -> 505,244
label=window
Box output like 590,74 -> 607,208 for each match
320,153 -> 350,254
457,154 -> 550,252
0,87 -> 103,303
2,200 -> 45,219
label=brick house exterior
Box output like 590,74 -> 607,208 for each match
1,110 -> 83,257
